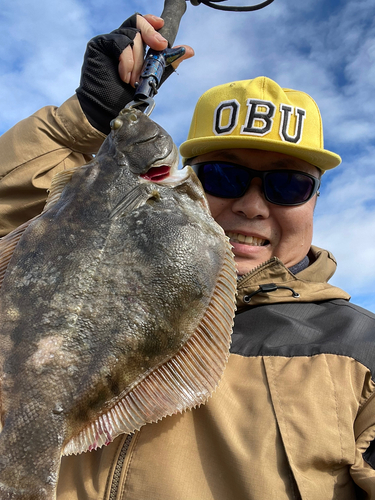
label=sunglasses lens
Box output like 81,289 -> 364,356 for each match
199,163 -> 249,198
196,162 -> 318,206
264,172 -> 315,205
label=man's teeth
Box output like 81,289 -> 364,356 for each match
226,231 -> 266,246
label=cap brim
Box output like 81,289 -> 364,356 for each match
180,135 -> 341,171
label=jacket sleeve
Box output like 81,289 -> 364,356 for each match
351,391 -> 375,496
0,95 -> 106,237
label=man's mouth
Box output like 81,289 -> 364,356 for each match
226,231 -> 268,246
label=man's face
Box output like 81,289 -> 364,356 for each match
192,149 -> 320,276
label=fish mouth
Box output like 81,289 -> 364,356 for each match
140,145 -> 190,185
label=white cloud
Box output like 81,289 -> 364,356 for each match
314,146 -> 375,305
0,0 -> 91,127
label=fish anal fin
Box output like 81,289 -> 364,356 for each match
63,239 -> 237,456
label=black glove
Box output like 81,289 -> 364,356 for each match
77,14 -> 176,135
76,14 -> 141,135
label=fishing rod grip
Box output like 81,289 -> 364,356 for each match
159,0 -> 187,46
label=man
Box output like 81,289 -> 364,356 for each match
182,77 -> 332,275
1,13 -> 375,500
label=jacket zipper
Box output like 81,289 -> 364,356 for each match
108,433 -> 134,500
236,258 -> 277,285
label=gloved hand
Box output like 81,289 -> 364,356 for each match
76,14 -> 194,135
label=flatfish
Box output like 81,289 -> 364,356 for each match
0,108 -> 237,499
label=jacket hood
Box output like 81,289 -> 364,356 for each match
236,245 -> 350,311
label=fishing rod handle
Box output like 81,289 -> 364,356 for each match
159,0 -> 187,46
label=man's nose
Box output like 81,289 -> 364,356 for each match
230,179 -> 270,219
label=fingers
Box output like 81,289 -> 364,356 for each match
118,45 -> 135,85
119,14 -> 168,86
129,32 -> 146,87
139,15 -> 168,51
171,45 -> 195,69
118,31 -> 147,85
118,14 -> 194,87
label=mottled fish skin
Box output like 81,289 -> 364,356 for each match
0,109 -> 236,499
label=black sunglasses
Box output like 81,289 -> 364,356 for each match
192,161 -> 321,206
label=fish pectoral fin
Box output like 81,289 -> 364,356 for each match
110,184 -> 158,219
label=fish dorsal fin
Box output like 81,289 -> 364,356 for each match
0,218 -> 37,289
110,184 -> 159,219
63,238 -> 237,455
43,166 -> 80,212
0,167 -> 79,289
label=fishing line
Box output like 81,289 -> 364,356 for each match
189,0 -> 275,12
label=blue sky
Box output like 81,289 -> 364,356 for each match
1,0 -> 375,312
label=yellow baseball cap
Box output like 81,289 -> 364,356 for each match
180,77 -> 341,171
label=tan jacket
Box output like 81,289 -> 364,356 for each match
54,248 -> 375,500
0,95 -> 105,236
1,97 -> 375,499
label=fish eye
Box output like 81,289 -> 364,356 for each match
110,118 -> 123,130
128,113 -> 138,122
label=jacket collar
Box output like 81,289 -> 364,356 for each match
235,245 -> 350,310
